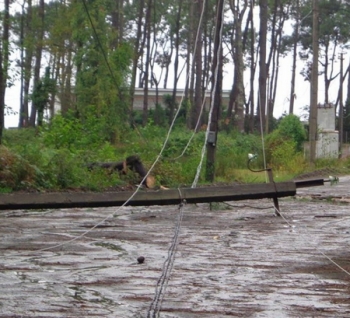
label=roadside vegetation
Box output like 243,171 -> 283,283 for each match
1,2 -> 349,193
1,113 -> 348,193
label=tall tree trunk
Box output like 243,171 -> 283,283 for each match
170,0 -> 183,125
186,7 -> 193,129
266,1 -> 279,131
227,0 -> 247,133
163,34 -> 173,89
22,0 -> 33,127
19,1 -> 25,127
188,1 -> 195,129
129,0 -> 145,124
111,0 -> 124,47
268,4 -> 286,126
142,0 -> 152,126
49,51 -> 60,120
202,2 -> 212,90
0,0 -> 10,142
29,0 -> 45,127
191,0 -> 204,131
270,29 -> 282,117
309,0 -> 319,163
60,40 -> 73,115
248,0 -> 256,133
289,0 -> 300,114
258,0 -> 268,132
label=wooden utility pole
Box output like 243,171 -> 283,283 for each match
206,0 -> 224,182
309,0 -> 319,163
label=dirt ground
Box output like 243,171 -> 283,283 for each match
1,176 -> 350,317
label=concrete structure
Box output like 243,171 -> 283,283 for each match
133,88 -> 230,110
316,104 -> 339,159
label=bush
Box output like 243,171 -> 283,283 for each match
0,146 -> 40,191
269,140 -> 307,173
0,118 -> 317,191
217,132 -> 263,170
276,114 -> 306,151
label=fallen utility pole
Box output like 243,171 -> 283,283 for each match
0,179 -> 324,211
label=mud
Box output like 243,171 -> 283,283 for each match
1,176 -> 350,317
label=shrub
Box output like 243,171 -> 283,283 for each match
276,114 -> 306,151
0,146 -> 39,191
217,132 -> 263,171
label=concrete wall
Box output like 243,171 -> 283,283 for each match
316,131 -> 339,159
316,104 -> 339,158
317,105 -> 335,130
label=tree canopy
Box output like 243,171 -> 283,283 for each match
0,0 -> 349,145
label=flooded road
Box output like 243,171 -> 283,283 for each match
1,176 -> 350,317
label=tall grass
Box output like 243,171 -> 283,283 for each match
2,117 -> 347,192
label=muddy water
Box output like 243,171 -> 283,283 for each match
1,177 -> 350,317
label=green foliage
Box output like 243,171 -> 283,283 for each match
3,116 -> 346,192
31,67 -> 56,112
0,145 -> 40,191
276,114 -> 307,151
40,113 -> 82,150
314,157 -> 340,169
269,140 -> 308,174
162,129 -> 205,159
150,104 -> 167,127
214,133 -> 266,181
217,132 -> 263,168
43,148 -> 80,188
40,108 -> 119,151
264,115 -> 308,173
